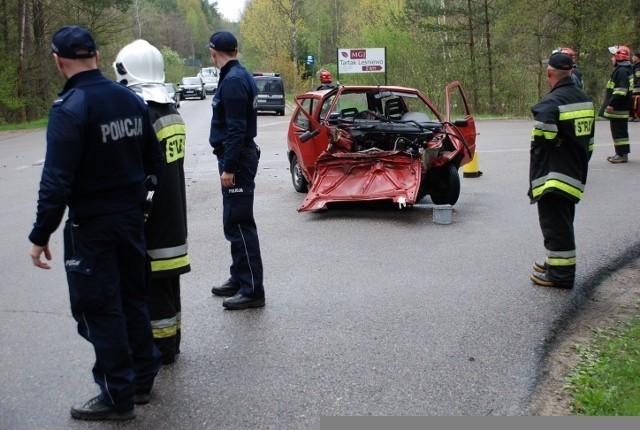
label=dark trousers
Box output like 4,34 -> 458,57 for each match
64,209 -> 161,411
610,118 -> 630,155
148,275 -> 181,364
218,151 -> 264,298
537,193 -> 576,283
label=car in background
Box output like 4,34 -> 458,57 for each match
164,83 -> 180,108
202,76 -> 218,94
179,76 -> 205,100
253,73 -> 285,116
286,83 -> 476,212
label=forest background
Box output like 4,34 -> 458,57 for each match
2,0 -> 640,125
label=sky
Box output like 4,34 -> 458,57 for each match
215,0 -> 248,22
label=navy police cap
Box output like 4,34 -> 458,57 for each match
51,26 -> 97,59
547,52 -> 573,70
209,31 -> 238,52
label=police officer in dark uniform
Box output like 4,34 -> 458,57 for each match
529,52 -> 595,289
28,26 -> 165,420
208,31 -> 265,310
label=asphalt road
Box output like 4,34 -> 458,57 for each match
2,96 -> 640,428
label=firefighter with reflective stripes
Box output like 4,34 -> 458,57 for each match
529,52 -> 595,289
630,52 -> 640,121
115,40 -> 190,365
600,45 -> 633,163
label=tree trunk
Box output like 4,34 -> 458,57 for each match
483,0 -> 495,114
466,0 -> 478,111
18,0 -> 27,122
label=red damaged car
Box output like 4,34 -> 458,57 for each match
286,83 -> 477,212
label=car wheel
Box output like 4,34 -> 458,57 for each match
278,110 -> 285,116
290,154 -> 308,193
429,164 -> 460,205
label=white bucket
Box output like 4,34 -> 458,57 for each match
433,204 -> 453,224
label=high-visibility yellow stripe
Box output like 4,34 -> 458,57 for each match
532,128 -> 557,140
156,123 -> 186,141
547,256 -> 576,266
152,325 -> 178,338
151,315 -> 179,339
150,254 -> 190,272
531,179 -> 583,200
558,109 -> 595,120
604,111 -> 630,119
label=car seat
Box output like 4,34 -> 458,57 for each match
385,98 -> 404,120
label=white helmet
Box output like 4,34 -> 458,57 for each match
113,39 -> 173,104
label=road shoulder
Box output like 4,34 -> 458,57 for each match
527,259 -> 640,415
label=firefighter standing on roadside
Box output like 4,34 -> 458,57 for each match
601,45 -> 633,163
630,52 -> 640,121
114,39 -> 191,366
316,69 -> 334,90
529,52 -> 595,289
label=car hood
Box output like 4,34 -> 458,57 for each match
298,150 -> 422,212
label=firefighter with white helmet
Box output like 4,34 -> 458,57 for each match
114,39 -> 190,367
601,45 -> 633,163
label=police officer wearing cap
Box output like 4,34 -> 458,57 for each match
529,52 -> 595,289
208,31 -> 265,309
28,26 -> 165,421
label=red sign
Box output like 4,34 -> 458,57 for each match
350,50 -> 367,59
362,65 -> 382,72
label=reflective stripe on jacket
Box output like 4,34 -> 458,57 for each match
529,76 -> 595,204
601,61 -> 633,118
145,102 -> 190,277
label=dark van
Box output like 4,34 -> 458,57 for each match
253,73 -> 285,116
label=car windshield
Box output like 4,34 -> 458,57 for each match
321,89 -> 436,121
182,78 -> 200,85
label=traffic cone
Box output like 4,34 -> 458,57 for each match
463,152 -> 482,178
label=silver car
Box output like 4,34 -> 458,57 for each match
164,83 -> 180,108
202,76 -> 218,94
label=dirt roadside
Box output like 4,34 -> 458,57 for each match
526,259 -> 640,415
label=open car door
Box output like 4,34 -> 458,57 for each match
445,82 -> 476,166
291,95 -> 331,183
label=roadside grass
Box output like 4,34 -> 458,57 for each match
0,118 -> 47,131
564,313 -> 640,415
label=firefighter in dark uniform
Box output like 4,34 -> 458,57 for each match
601,45 -> 633,163
114,39 -> 190,365
529,52 -> 595,289
28,26 -> 164,420
630,52 -> 640,121
317,69 -> 334,90
208,31 -> 265,310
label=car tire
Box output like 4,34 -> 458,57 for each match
290,154 -> 308,193
278,110 -> 285,116
429,164 -> 460,205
